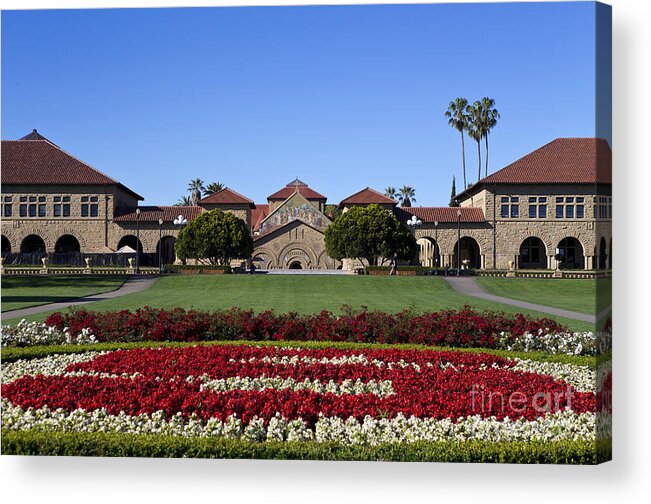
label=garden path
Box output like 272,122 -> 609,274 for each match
1,275 -> 159,321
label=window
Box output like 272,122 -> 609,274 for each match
501,205 -> 509,218
54,196 -> 71,217
539,205 -> 547,218
54,204 -> 61,217
29,204 -> 37,217
555,196 -> 584,219
4,204 -> 12,217
576,205 -> 584,218
556,205 -> 564,218
29,196 -> 36,202
566,205 -> 574,218
528,196 -> 548,218
19,196 -> 27,203
38,204 -> 46,217
19,205 -> 27,217
529,205 -> 536,218
90,196 -> 99,217
511,204 -> 519,218
500,196 -> 519,218
81,195 -> 98,217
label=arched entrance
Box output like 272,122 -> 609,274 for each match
20,234 -> 46,253
609,239 -> 612,269
453,237 -> 481,269
557,237 -> 585,269
1,235 -> 11,254
55,235 -> 81,253
417,237 -> 440,268
288,261 -> 303,270
518,237 -> 547,269
117,235 -> 143,253
598,237 -> 608,270
156,236 -> 176,266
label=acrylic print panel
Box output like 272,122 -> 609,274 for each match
0,1 -> 611,464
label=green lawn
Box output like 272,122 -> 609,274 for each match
1,275 -> 594,331
475,277 -> 612,315
1,276 -> 128,313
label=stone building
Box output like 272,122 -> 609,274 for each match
1,131 -> 611,271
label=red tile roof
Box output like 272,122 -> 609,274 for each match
1,137 -> 144,200
395,206 -> 486,224
113,206 -> 203,222
197,187 -> 254,206
458,138 -> 611,199
340,187 -> 397,206
251,204 -> 269,231
267,180 -> 326,201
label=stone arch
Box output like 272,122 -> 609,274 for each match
598,237 -> 608,270
156,236 -> 177,265
17,228 -> 54,251
55,228 -> 87,250
518,236 -> 547,269
20,234 -> 46,253
277,243 -> 317,269
117,235 -> 143,253
416,237 -> 440,268
556,236 -> 585,270
316,250 -> 335,269
55,234 -> 81,253
251,247 -> 277,270
1,235 -> 12,253
452,236 -> 481,269
609,238 -> 612,269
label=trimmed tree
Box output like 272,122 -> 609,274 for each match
324,204 -> 418,266
449,176 -> 458,207
175,209 -> 253,265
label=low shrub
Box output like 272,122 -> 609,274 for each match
165,264 -> 232,274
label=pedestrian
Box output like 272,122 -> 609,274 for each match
389,252 -> 398,276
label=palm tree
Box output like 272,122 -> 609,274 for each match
175,195 -> 193,206
205,182 -> 225,196
480,97 -> 500,177
398,186 -> 416,207
445,98 -> 469,189
188,178 -> 205,205
465,101 -> 485,184
384,186 -> 398,200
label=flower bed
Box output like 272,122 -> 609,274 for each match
2,344 -> 608,446
35,306 -> 568,349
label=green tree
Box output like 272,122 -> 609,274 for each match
480,97 -> 500,177
449,176 -> 458,207
445,98 -> 469,189
175,195 -> 193,206
465,101 -> 486,184
205,182 -> 225,196
175,209 -> 253,265
324,204 -> 418,266
398,186 -> 416,207
188,178 -> 205,205
384,186 -> 398,200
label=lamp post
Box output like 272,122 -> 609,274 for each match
135,208 -> 141,274
456,203 -> 461,276
158,218 -> 163,274
406,215 -> 422,265
434,220 -> 439,273
173,214 -> 188,227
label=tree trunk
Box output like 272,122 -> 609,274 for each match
485,134 -> 489,178
477,139 -> 482,183
460,130 -> 467,189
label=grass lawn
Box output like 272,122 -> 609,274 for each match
1,276 -> 128,313
1,275 -> 594,332
475,277 -> 612,315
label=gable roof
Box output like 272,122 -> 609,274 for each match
267,179 -> 326,201
257,190 -> 330,237
197,187 -> 255,207
1,133 -> 143,200
113,205 -> 203,222
340,187 -> 397,207
457,137 -> 611,200
395,206 -> 486,224
251,204 -> 269,231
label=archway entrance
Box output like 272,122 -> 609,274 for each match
417,237 -> 440,268
20,234 -> 46,253
598,237 -> 608,269
1,235 -> 11,254
518,237 -> 547,269
609,239 -> 612,269
117,235 -> 143,253
453,237 -> 481,269
557,237 -> 585,269
289,261 -> 303,269
55,235 -> 81,253
156,236 -> 176,266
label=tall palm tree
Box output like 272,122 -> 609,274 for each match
205,182 -> 225,196
398,186 -> 416,207
384,186 -> 398,200
480,97 -> 500,177
465,101 -> 486,184
188,178 -> 205,205
445,98 -> 469,189
175,195 -> 193,206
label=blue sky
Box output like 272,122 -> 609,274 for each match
1,2 -> 610,206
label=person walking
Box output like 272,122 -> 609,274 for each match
389,252 -> 398,276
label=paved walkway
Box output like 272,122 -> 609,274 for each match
443,276 -> 605,324
2,275 -> 159,321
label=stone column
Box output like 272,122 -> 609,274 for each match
586,256 -> 594,270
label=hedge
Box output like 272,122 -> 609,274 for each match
164,264 -> 232,274
1,429 -> 608,463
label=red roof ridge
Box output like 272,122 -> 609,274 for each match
197,187 -> 255,206
340,186 -> 398,206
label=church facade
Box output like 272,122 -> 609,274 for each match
1,131 -> 612,271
